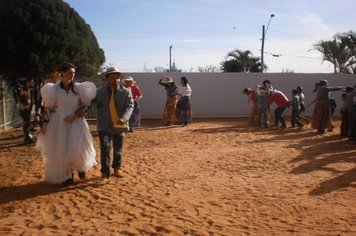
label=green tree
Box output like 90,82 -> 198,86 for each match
313,31 -> 356,74
0,0 -> 105,81
220,49 -> 263,72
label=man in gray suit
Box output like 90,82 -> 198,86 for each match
93,67 -> 134,182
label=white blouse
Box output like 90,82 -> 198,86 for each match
177,84 -> 192,97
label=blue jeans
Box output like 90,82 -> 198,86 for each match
257,107 -> 268,127
99,131 -> 124,177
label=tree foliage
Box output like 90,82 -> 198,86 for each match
313,31 -> 356,74
0,0 -> 105,81
220,49 -> 263,73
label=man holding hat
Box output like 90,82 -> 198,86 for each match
93,66 -> 134,182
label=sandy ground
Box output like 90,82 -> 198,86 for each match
0,118 -> 355,236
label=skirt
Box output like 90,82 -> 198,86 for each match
36,114 -> 97,184
176,96 -> 192,123
129,100 -> 141,127
163,96 -> 178,123
311,100 -> 333,130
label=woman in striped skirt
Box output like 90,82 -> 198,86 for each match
176,76 -> 192,127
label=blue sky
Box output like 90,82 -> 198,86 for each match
65,0 -> 355,73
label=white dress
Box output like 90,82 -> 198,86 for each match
36,81 -> 97,184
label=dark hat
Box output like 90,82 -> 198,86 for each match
243,87 -> 252,94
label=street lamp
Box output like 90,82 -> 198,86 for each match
169,45 -> 173,72
261,14 -> 275,73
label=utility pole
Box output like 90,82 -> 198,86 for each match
261,14 -> 275,73
261,25 -> 265,73
169,45 -> 173,72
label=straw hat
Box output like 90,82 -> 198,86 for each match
161,76 -> 174,83
123,76 -> 135,83
318,79 -> 328,86
100,67 -> 125,80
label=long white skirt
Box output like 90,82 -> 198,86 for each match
36,114 -> 97,184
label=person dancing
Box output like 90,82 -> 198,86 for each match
36,63 -> 97,186
243,87 -> 258,126
311,79 -> 345,134
123,76 -> 142,132
176,76 -> 192,127
158,76 -> 178,126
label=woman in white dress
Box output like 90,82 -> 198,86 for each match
36,63 -> 97,186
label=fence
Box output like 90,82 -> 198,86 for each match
0,79 -> 21,130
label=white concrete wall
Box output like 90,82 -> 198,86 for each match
126,72 -> 356,118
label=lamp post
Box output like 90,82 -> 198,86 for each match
261,14 -> 275,73
169,45 -> 173,72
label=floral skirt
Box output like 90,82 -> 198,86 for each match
163,96 -> 177,123
176,96 -> 192,123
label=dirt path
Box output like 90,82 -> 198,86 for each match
0,118 -> 355,235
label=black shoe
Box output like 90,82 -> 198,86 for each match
78,171 -> 86,179
317,129 -> 326,134
24,136 -> 35,144
63,178 -> 74,187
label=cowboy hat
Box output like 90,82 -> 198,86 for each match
123,76 -> 135,83
100,67 -> 125,80
161,76 -> 174,83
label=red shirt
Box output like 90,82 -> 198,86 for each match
130,84 -> 142,100
249,91 -> 257,103
268,91 -> 289,107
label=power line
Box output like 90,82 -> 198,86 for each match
265,52 -> 321,60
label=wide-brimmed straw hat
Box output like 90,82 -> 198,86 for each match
123,76 -> 135,83
100,67 -> 125,80
161,76 -> 174,83
318,79 -> 328,86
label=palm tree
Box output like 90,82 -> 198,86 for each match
221,49 -> 263,72
339,31 -> 356,56
314,31 -> 356,74
339,31 -> 356,73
